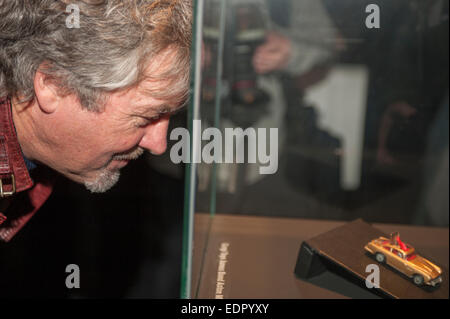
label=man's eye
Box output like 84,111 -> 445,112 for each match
135,115 -> 161,127
136,121 -> 148,128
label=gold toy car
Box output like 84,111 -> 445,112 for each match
364,232 -> 443,287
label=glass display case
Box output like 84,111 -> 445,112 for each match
181,0 -> 449,299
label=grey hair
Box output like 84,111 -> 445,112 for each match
0,0 -> 192,111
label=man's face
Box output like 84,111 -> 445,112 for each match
32,49 -> 185,192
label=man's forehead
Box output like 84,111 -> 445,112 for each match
131,47 -> 189,116
133,77 -> 189,115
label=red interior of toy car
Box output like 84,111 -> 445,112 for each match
382,236 -> 416,260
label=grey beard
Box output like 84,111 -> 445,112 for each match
84,169 -> 121,193
83,147 -> 144,193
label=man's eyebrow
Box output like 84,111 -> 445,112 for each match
136,103 -> 186,117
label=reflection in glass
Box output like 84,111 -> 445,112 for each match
186,0 -> 449,297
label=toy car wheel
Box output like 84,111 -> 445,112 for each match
413,274 -> 424,286
375,253 -> 386,263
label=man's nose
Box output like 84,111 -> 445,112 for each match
138,116 -> 170,155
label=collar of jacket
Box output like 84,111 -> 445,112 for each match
0,96 -> 33,197
0,96 -> 48,242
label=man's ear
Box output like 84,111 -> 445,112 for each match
33,70 -> 61,114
